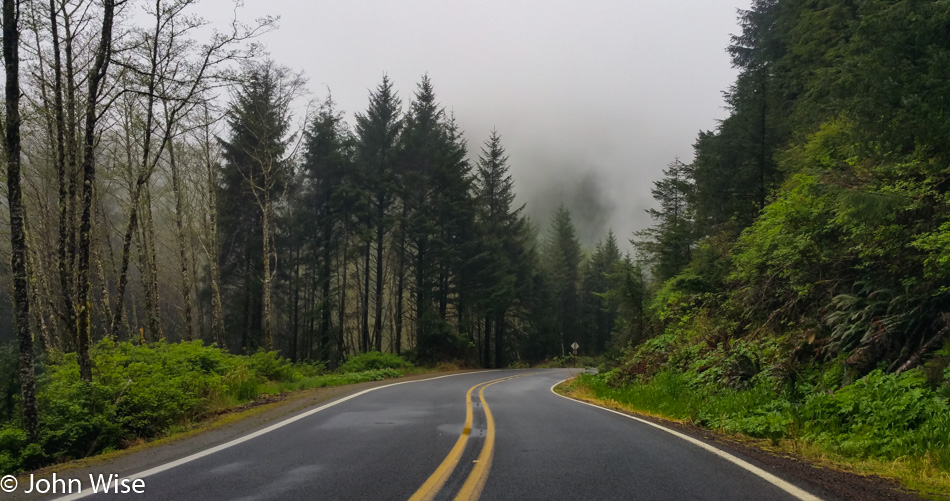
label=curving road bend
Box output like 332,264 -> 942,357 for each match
44,369 -> 830,501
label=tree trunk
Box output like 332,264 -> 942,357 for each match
336,216 -> 350,365
241,253 -> 251,351
92,221 -> 113,334
143,185 -> 163,340
373,202 -> 385,352
758,74 -> 768,211
76,0 -> 117,382
292,243 -> 300,362
4,0 -> 39,439
306,266 -> 315,360
319,221 -> 333,359
415,239 -> 427,351
47,0 -> 78,349
168,138 -> 194,340
202,117 -> 225,348
483,315 -> 492,368
136,204 -> 155,341
261,189 -> 274,350
361,240 -> 371,352
394,213 -> 406,355
495,310 -> 506,369
439,265 -> 448,320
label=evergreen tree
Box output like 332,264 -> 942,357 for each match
354,75 -> 403,353
690,0 -> 794,234
473,129 -> 524,367
431,113 -> 473,324
517,220 -> 558,362
400,76 -> 445,358
301,95 -> 355,363
581,231 -> 621,354
218,61 -> 299,350
602,254 -> 649,348
544,205 -> 583,356
637,158 -> 694,282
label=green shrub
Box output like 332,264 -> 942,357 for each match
339,352 -> 411,373
296,360 -> 328,377
0,426 -> 26,473
0,340 -> 416,475
799,369 -> 950,459
246,350 -> 298,382
1,340 -> 256,473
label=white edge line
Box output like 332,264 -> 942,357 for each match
53,370 -> 498,501
549,378 -> 822,501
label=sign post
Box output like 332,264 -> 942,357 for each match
571,342 -> 579,368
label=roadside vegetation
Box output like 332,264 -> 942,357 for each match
564,363 -> 950,497
0,343 -> 416,475
559,0 -> 950,496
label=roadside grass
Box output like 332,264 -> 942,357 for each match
559,374 -> 950,500
258,368 -> 417,395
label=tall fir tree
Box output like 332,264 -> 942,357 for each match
636,157 -> 694,282
544,205 -> 583,356
400,76 -> 444,358
301,95 -> 355,363
218,61 -> 298,350
581,231 -> 622,354
473,129 -> 524,367
354,75 -> 403,353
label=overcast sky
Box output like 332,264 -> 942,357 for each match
192,0 -> 750,249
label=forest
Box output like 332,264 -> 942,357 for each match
2,0 -> 950,490
0,0 -> 624,471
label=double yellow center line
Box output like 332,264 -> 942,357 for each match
409,374 -> 529,501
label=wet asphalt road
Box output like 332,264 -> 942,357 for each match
44,369 -> 825,501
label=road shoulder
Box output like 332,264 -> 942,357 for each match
554,378 -> 929,501
11,370 -> 481,500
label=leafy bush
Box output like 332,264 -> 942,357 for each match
296,360 -> 328,377
339,351 -> 412,373
0,426 -> 27,473
35,340 -> 233,462
0,339 -> 416,475
799,369 -> 950,460
245,350 -> 299,382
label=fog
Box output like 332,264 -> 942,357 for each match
192,0 -> 749,249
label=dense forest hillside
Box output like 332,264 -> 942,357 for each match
573,0 -> 950,492
618,0 -> 950,395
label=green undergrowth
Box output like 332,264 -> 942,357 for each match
0,341 -> 415,475
528,354 -> 607,369
569,365 -> 950,496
